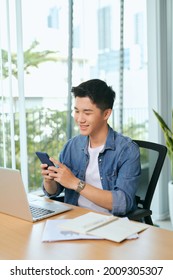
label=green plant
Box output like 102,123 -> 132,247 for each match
153,109 -> 173,180
1,40 -> 58,79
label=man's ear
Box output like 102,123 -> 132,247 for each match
103,109 -> 112,120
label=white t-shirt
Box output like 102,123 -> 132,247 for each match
78,143 -> 109,213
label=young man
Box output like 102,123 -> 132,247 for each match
41,79 -> 141,216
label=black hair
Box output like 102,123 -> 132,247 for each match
71,79 -> 116,111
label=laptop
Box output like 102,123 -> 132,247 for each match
0,167 -> 72,222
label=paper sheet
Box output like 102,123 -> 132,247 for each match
42,219 -> 102,242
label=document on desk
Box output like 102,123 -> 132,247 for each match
42,219 -> 102,242
60,212 -> 149,243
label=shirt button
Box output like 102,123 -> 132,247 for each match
100,177 -> 103,180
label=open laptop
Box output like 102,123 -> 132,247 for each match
0,167 -> 72,222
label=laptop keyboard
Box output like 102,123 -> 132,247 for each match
30,205 -> 55,218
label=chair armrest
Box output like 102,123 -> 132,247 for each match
127,208 -> 152,221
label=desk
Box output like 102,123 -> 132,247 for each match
0,202 -> 173,260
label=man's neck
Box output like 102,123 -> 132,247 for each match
89,125 -> 109,148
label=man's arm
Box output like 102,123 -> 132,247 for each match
47,159 -> 113,211
77,183 -> 113,210
43,178 -> 59,195
41,163 -> 60,196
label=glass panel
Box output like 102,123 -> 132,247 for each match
123,0 -> 148,139
72,0 -> 121,126
20,0 -> 70,189
71,0 -> 148,140
0,0 -> 148,191
0,0 -> 17,168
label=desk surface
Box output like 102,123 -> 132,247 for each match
0,201 -> 173,260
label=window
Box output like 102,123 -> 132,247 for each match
0,0 -> 148,191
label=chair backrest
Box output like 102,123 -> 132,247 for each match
133,140 -> 167,210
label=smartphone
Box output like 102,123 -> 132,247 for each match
35,151 -> 55,167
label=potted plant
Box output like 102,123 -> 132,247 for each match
153,109 -> 173,224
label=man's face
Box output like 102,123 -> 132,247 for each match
74,96 -> 109,137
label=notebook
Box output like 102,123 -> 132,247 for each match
0,167 -> 71,222
60,212 -> 149,242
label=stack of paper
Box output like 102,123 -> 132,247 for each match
42,212 -> 149,243
59,212 -> 149,242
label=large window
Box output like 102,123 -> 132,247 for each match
0,0 -> 148,191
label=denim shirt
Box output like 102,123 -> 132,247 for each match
44,126 -> 141,216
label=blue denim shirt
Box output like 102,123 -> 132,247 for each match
44,126 -> 141,216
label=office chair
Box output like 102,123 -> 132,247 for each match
127,140 -> 167,225
51,140 -> 167,226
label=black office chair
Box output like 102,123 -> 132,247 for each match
127,140 -> 167,225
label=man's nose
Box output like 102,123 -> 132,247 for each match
77,113 -> 85,122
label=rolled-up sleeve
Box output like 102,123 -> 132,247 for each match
111,190 -> 127,215
110,142 -> 141,216
42,183 -> 64,198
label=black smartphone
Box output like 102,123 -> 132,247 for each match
35,151 -> 55,167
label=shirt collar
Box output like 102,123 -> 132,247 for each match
81,125 -> 116,154
103,125 -> 116,151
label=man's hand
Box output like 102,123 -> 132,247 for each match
40,162 -> 59,195
41,163 -> 54,181
48,158 -> 79,190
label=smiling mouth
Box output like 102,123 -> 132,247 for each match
79,125 -> 89,130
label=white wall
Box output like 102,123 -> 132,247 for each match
147,0 -> 172,221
